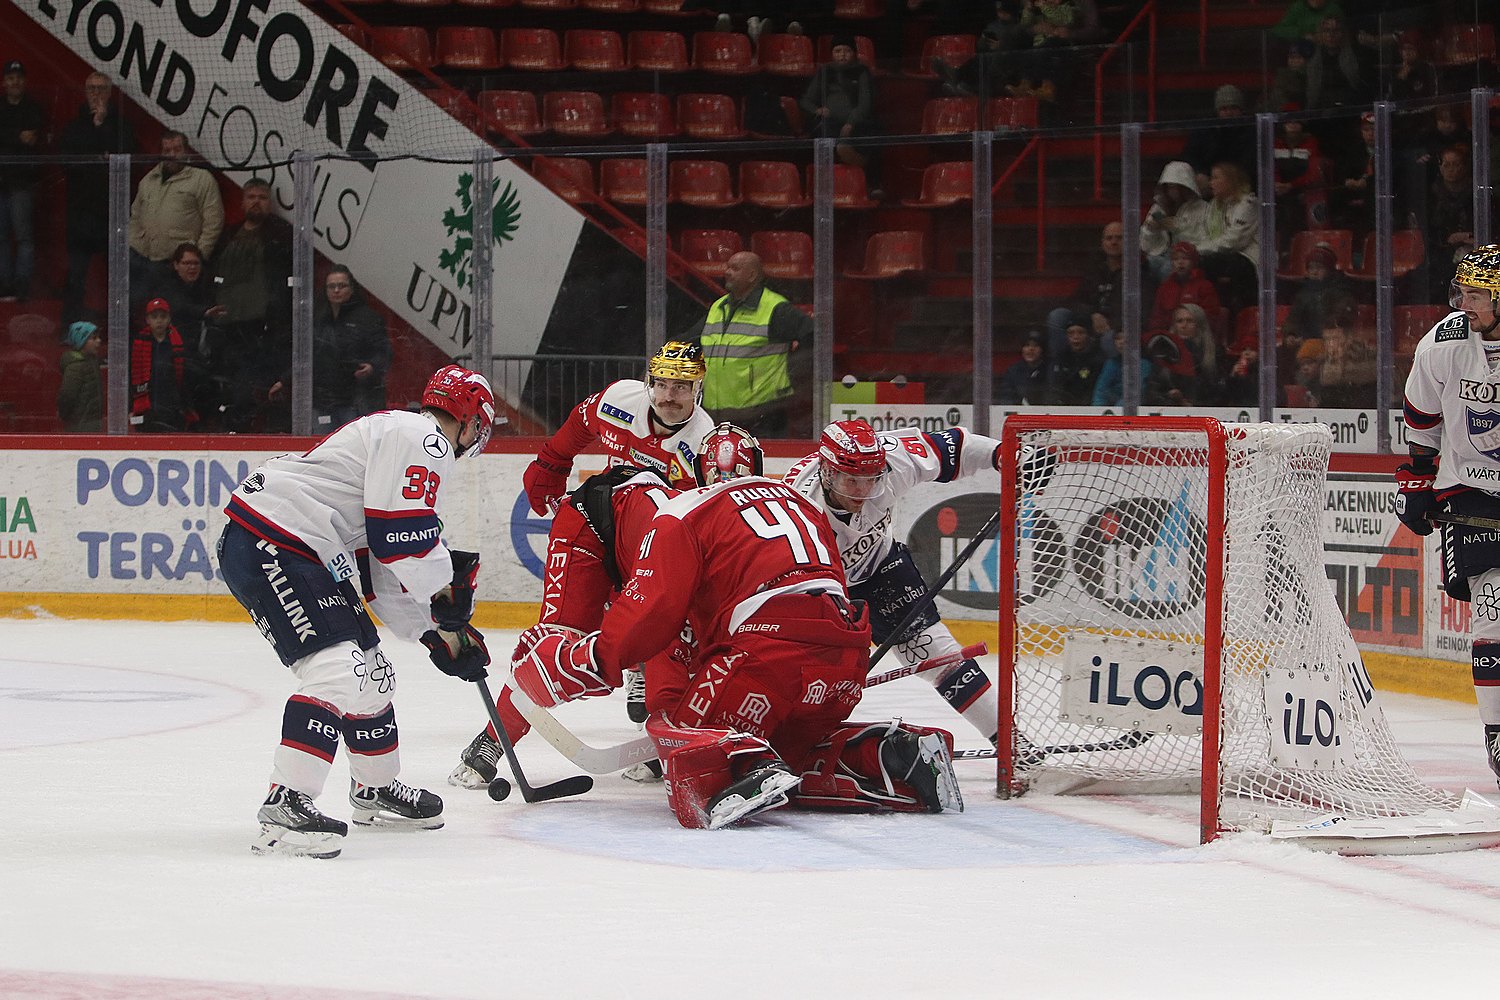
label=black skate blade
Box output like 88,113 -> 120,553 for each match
529,775 -> 594,801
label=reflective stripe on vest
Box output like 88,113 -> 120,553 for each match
699,290 -> 793,410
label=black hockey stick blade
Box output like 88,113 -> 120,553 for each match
474,677 -> 593,803
955,730 -> 1155,761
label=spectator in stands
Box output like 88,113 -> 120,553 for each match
1195,161 -> 1261,315
1273,105 -> 1328,231
1144,333 -> 1192,406
686,250 -> 811,437
131,298 -> 198,433
1092,330 -> 1156,408
1182,85 -> 1257,198
1317,301 -> 1375,407
1328,111 -> 1376,231
148,242 -> 222,350
934,24 -> 1014,100
0,60 -> 45,303
999,329 -> 1048,404
800,36 -> 881,195
210,177 -> 293,433
57,320 -> 103,432
1147,242 -> 1221,334
1047,319 -> 1102,405
1284,337 -> 1324,406
269,265 -> 390,432
1140,160 -> 1209,281
1426,144 -> 1475,302
1413,106 -> 1472,182
1304,16 -> 1372,112
1004,0 -> 1082,105
1047,221 -> 1154,359
1283,243 -> 1351,343
1266,40 -> 1314,111
1385,29 -> 1437,102
58,72 -> 137,325
128,130 -> 223,309
1168,302 -> 1221,404
1271,0 -> 1345,42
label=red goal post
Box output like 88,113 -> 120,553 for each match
994,415 -> 1486,851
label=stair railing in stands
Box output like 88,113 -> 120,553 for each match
1093,0 -> 1158,200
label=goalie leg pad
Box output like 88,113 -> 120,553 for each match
646,714 -> 786,829
793,721 -> 963,814
511,626 -> 620,708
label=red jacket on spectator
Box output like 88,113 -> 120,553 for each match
1148,244 -> 1222,333
129,322 -> 194,424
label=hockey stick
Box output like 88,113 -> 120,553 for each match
864,642 -> 989,688
510,687 -> 658,775
474,677 -> 595,802
507,644 -> 995,775
1427,510 -> 1500,533
868,509 -> 1001,670
952,729 -> 1154,762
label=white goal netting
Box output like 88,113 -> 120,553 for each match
1002,418 -> 1457,835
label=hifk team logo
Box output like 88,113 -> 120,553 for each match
439,173 -> 522,289
1466,407 -> 1500,460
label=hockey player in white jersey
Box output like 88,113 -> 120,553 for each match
1397,245 -> 1500,786
786,419 -> 1004,743
219,364 -> 497,858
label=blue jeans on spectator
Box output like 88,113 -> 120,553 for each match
0,187 -> 35,298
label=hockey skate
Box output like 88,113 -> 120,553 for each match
448,729 -> 501,789
881,730 -> 964,813
625,668 -> 648,724
705,762 -> 800,830
252,784 -> 348,859
1487,725 -> 1500,789
350,779 -> 445,829
621,759 -> 664,783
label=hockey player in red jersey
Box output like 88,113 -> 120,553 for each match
510,437 -> 963,830
521,341 -> 716,514
220,364 -> 496,858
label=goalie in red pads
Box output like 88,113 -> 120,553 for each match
510,434 -> 963,829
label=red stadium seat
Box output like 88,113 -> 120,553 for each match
740,161 -> 810,208
565,29 -> 627,72
901,161 -> 974,208
480,90 -> 544,136
533,157 -> 595,204
613,92 -> 679,139
436,27 -> 501,70
627,30 -> 690,72
1349,229 -> 1425,281
581,0 -> 639,9
601,159 -> 649,206
520,0 -> 577,8
502,28 -> 565,71
677,93 -> 745,139
394,0 -> 449,8
751,230 -> 814,280
680,228 -> 743,277
984,96 -> 1039,130
912,35 -> 976,78
669,160 -> 740,207
757,33 -> 815,76
844,230 -> 927,279
418,88 -> 479,130
544,91 -> 612,138
641,0 -> 699,12
455,0 -> 515,7
1438,23 -> 1497,65
1276,229 -> 1354,280
827,163 -> 878,208
920,97 -> 979,135
833,0 -> 883,17
1229,305 -> 1291,354
333,23 -> 368,47
372,27 -> 434,70
692,32 -> 756,74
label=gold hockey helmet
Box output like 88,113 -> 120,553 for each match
1455,245 -> 1500,297
647,341 -> 706,383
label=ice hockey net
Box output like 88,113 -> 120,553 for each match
996,415 -> 1458,843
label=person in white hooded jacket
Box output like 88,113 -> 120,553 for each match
1140,160 -> 1210,281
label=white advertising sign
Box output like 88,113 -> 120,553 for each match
1057,632 -> 1204,734
1263,665 -> 1353,770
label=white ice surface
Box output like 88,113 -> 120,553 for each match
3,619 -> 1500,999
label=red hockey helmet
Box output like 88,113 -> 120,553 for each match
696,422 -> 764,486
818,419 -> 887,507
422,364 -> 496,458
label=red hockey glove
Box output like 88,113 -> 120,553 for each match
511,625 -> 616,707
523,444 -> 573,515
1394,461 -> 1438,537
421,625 -> 490,682
430,550 -> 480,632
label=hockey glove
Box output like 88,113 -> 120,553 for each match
430,549 -> 481,631
421,625 -> 490,682
522,444 -> 573,516
512,625 -> 616,707
1394,461 -> 1438,537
